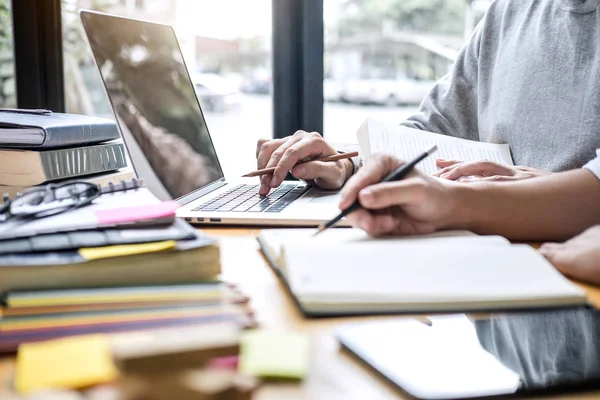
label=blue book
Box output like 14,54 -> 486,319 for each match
0,109 -> 120,149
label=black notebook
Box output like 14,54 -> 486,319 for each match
0,219 -> 197,254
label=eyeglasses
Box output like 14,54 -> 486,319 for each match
0,178 -> 144,222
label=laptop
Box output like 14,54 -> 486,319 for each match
80,10 -> 349,226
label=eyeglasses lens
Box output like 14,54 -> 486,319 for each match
9,183 -> 99,217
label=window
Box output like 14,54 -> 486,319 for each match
62,0 -> 272,177
0,0 -> 15,108
323,0 -> 489,142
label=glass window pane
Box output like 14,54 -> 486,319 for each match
0,0 -> 16,108
63,0 -> 272,177
324,0 -> 489,143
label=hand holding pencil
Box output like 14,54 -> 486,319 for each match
335,147 -> 461,238
315,146 -> 437,235
254,132 -> 356,196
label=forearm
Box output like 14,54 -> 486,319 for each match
454,169 -> 600,241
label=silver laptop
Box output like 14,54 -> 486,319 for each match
80,10 -> 348,226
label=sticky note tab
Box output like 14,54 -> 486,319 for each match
79,240 -> 176,261
95,201 -> 179,225
16,335 -> 118,394
239,331 -> 310,380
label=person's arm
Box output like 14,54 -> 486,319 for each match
402,9 -> 548,182
400,15 -> 485,141
460,168 -> 600,241
339,154 -> 600,242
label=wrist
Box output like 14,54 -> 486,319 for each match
443,183 -> 480,231
342,158 -> 354,183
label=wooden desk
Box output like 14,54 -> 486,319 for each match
2,227 -> 600,400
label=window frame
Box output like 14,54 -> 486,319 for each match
12,0 -> 65,111
10,0 -> 325,139
272,0 -> 324,138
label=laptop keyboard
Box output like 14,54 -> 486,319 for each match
192,184 -> 307,213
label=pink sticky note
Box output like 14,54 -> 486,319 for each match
208,356 -> 239,370
95,201 -> 179,226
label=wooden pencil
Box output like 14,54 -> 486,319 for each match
242,151 -> 359,178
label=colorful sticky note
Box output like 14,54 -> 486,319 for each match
239,330 -> 310,380
95,201 -> 179,225
16,335 -> 118,394
78,240 -> 176,261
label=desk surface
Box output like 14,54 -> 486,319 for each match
2,227 -> 600,400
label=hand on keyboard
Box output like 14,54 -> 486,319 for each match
255,131 -> 354,195
193,184 -> 308,213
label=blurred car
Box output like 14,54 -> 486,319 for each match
241,79 -> 271,94
193,73 -> 242,112
340,74 -> 435,106
241,69 -> 271,94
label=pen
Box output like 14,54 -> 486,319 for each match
242,152 -> 359,178
313,145 -> 438,236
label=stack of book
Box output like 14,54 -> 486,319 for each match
0,183 -> 254,352
0,109 -> 131,198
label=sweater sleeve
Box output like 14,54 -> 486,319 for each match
583,150 -> 600,181
400,19 -> 485,142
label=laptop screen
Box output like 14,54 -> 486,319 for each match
80,11 -> 224,200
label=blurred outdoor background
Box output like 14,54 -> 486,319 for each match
0,0 -> 490,176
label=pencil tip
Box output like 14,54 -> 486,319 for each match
312,225 -> 326,237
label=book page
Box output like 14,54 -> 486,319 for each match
358,119 -> 514,174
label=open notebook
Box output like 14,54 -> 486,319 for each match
257,229 -> 587,317
357,118 -> 514,173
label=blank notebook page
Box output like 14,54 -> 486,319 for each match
284,243 -> 584,303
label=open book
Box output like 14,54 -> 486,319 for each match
357,118 -> 514,174
258,229 -> 586,317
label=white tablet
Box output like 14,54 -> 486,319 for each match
336,309 -> 600,399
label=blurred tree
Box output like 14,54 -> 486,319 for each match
63,0 -> 121,115
0,1 -> 15,107
63,0 -> 120,59
337,0 -> 473,37
0,1 -> 11,51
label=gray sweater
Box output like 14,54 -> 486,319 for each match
402,0 -> 600,171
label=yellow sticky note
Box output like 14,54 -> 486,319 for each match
78,240 -> 176,261
16,335 -> 118,394
239,330 -> 310,380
